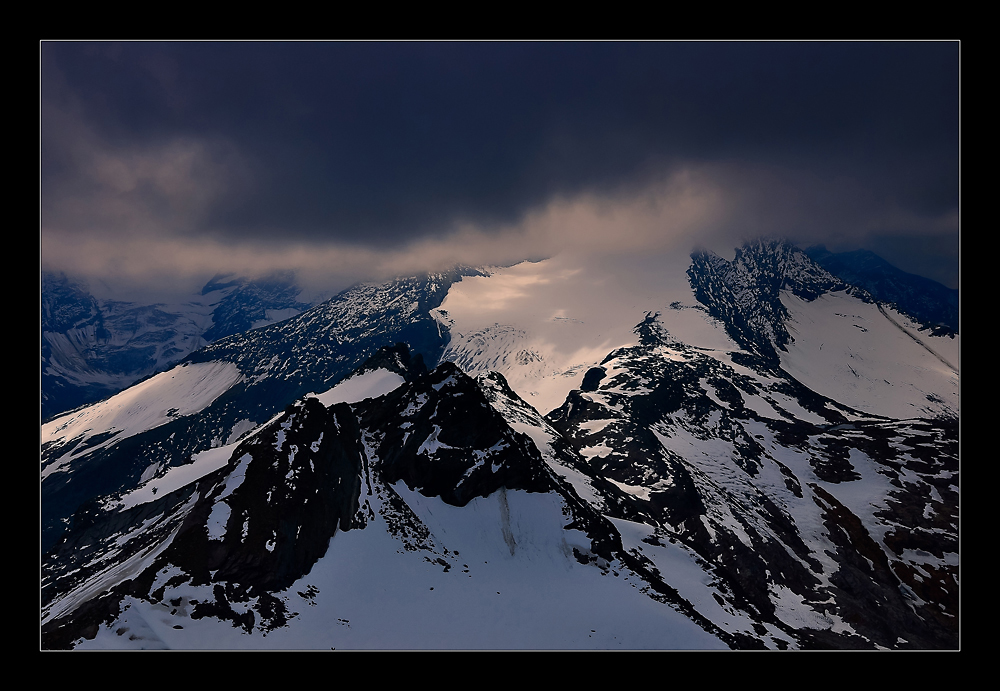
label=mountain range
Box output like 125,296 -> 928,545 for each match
804,245 -> 958,334
40,239 -> 959,650
41,271 -> 314,422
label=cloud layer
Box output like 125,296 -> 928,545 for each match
41,42 -> 959,297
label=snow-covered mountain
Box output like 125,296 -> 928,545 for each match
41,271 -> 313,422
40,240 -> 959,649
805,245 -> 959,334
40,268 -> 483,552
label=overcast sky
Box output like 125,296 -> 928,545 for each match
41,41 -> 959,299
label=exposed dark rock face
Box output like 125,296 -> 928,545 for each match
201,271 -> 309,343
200,400 -> 366,590
687,239 -> 856,365
580,367 -> 606,392
355,363 -> 557,506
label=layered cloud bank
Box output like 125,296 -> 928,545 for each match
41,42 -> 959,300
42,160 -> 958,302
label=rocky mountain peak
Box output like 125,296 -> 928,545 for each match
687,239 -> 854,365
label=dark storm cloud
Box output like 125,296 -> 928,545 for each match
41,41 -> 959,291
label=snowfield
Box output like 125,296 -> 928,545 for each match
436,252 -> 738,415
779,290 -> 958,419
75,486 -> 727,650
309,368 -> 406,407
42,361 -> 244,478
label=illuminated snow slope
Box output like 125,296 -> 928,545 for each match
41,361 -> 244,479
309,368 -> 406,408
42,272 -> 311,421
779,290 -> 958,419
435,252 -> 738,416
437,250 -> 958,423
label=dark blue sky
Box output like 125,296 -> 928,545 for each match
41,41 -> 959,293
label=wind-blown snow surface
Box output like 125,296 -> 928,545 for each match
41,361 -> 244,479
779,291 -> 958,419
435,253 -> 737,415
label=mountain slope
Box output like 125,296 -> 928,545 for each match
41,268 -> 483,552
43,347 -> 732,650
804,245 -> 959,333
545,314 -> 957,648
42,272 -> 312,421
40,240 -> 959,649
